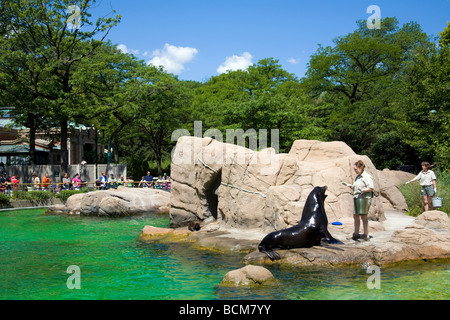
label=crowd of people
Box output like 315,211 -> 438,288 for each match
0,172 -> 87,194
0,170 -> 171,195
96,171 -> 171,190
0,173 -> 20,196
137,171 -> 171,189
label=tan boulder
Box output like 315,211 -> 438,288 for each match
372,224 -> 450,264
220,265 -> 274,286
377,169 -> 414,212
48,187 -> 171,217
47,193 -> 85,215
170,138 -> 413,231
288,139 -> 356,161
415,210 -> 450,230
65,193 -> 84,214
139,226 -> 191,242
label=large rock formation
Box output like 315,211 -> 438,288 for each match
169,137 -> 413,231
47,187 -> 171,217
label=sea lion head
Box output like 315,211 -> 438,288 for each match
319,186 -> 328,200
312,186 -> 328,205
314,186 -> 328,209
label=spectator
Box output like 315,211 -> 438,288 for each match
99,172 -> 108,190
108,174 -> 117,189
144,171 -> 153,188
138,176 -> 145,188
32,173 -> 40,190
41,173 -> 51,191
62,173 -> 71,190
127,176 -> 134,188
0,173 -> 6,193
11,175 -> 20,191
72,173 -> 81,190
165,175 -> 171,191
118,175 -> 125,187
5,176 -> 12,196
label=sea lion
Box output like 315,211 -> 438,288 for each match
258,186 -> 343,261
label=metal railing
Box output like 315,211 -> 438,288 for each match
0,180 -> 171,194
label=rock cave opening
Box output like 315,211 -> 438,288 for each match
203,170 -> 222,220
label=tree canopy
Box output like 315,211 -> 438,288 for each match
0,1 -> 448,175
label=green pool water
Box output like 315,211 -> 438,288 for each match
0,209 -> 448,300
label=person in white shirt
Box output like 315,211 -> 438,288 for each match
343,160 -> 375,241
352,160 -> 374,241
405,162 -> 437,211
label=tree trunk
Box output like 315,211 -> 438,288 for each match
60,118 -> 69,173
28,113 -> 37,165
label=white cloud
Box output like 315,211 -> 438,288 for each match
117,44 -> 139,55
217,52 -> 253,74
147,43 -> 198,74
288,58 -> 300,64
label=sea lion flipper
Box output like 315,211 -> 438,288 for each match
321,236 -> 343,245
265,250 -> 281,261
271,250 -> 281,260
320,228 -> 344,245
259,246 -> 281,261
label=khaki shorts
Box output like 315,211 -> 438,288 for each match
421,185 -> 435,197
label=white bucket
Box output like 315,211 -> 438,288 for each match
432,197 -> 443,208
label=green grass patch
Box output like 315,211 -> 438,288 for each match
0,192 -> 12,208
55,187 -> 89,202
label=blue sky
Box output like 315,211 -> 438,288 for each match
89,0 -> 449,82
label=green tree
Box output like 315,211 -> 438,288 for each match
304,17 -> 432,168
72,40 -> 145,165
392,23 -> 450,169
0,0 -> 120,169
192,58 -> 327,153
115,65 -> 187,176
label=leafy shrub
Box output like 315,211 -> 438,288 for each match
56,190 -> 84,202
0,193 -> 12,208
435,170 -> 450,214
398,183 -> 424,216
12,190 -> 53,205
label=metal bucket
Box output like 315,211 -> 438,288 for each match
354,198 -> 370,215
432,197 -> 443,208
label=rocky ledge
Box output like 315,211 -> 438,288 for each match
139,210 -> 450,267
